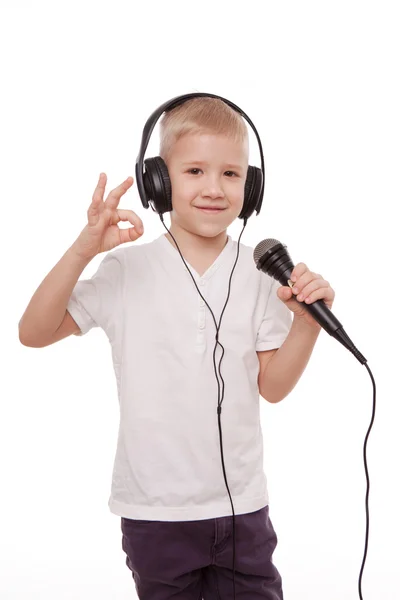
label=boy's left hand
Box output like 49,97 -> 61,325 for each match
276,262 -> 335,330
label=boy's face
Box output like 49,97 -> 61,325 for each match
165,131 -> 249,239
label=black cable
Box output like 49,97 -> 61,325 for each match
358,362 -> 376,600
159,213 -> 248,600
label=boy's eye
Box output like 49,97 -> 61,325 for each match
187,168 -> 238,177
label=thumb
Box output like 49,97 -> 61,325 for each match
276,285 -> 307,318
277,286 -> 293,303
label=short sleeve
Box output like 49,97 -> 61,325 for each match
67,250 -> 124,336
255,278 -> 292,351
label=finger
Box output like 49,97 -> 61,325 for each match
88,173 -> 107,226
297,278 -> 330,302
116,209 -> 144,243
116,209 -> 143,233
277,286 -> 293,302
291,262 -> 308,283
292,269 -> 316,296
119,225 -> 144,244
302,286 -> 335,305
105,176 -> 134,209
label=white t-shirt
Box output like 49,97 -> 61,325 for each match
67,233 -> 292,521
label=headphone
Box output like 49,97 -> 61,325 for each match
135,92 -> 265,220
134,93 -> 266,600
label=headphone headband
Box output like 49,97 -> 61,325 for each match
135,92 -> 265,214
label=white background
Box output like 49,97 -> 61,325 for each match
2,1 -> 399,598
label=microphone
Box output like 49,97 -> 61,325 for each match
253,238 -> 367,365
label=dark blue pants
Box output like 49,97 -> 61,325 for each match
121,505 -> 284,599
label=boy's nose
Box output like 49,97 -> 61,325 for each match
201,181 -> 225,199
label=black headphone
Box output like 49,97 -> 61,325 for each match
135,92 -> 266,220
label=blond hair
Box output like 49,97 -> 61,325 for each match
159,97 -> 248,161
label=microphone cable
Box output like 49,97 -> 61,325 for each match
253,238 -> 376,599
358,361 -> 376,600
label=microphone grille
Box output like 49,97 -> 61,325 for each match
253,238 -> 282,264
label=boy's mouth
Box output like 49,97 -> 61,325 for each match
195,207 -> 226,214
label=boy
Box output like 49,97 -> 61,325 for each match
19,96 -> 335,599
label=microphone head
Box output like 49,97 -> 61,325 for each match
253,237 -> 294,286
253,238 -> 283,265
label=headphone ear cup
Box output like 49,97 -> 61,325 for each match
240,166 -> 263,219
143,156 -> 172,214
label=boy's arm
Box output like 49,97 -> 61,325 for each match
19,173 -> 143,348
18,243 -> 93,348
258,261 -> 335,404
258,318 -> 320,403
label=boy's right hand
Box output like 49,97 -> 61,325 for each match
72,173 -> 144,260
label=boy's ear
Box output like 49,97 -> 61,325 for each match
143,156 -> 172,214
240,166 -> 263,219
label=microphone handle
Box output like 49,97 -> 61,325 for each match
278,266 -> 341,333
279,267 -> 367,365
